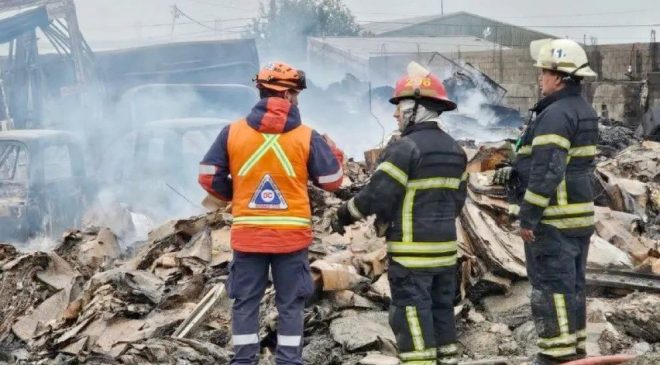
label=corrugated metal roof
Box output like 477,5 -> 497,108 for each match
308,36 -> 504,60
361,14 -> 440,35
361,11 -> 554,40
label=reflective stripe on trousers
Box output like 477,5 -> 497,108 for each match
525,226 -> 590,360
390,264 -> 458,364
228,250 -> 312,365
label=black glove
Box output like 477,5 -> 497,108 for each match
493,166 -> 515,185
331,204 -> 353,235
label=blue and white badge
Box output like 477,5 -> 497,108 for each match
248,174 -> 288,210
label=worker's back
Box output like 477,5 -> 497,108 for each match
378,121 -> 468,269
227,108 -> 313,254
200,96 -> 344,254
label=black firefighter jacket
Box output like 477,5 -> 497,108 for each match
342,121 -> 467,269
511,83 -> 599,237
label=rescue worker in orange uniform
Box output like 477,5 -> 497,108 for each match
332,62 -> 467,365
199,62 -> 344,365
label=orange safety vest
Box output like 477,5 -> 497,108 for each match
227,119 -> 313,253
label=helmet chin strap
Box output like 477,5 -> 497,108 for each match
406,88 -> 422,129
562,62 -> 589,83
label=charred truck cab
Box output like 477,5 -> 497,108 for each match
0,130 -> 88,242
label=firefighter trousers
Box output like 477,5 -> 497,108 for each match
388,261 -> 458,365
524,225 -> 590,361
226,249 -> 314,365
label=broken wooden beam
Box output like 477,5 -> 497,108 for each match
172,283 -> 226,339
586,269 -> 660,293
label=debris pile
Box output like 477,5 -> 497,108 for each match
598,118 -> 640,158
0,149 -> 657,364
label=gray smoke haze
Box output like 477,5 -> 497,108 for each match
70,0 -> 658,46
3,0 -> 653,246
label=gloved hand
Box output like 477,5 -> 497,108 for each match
493,166 -> 515,185
330,204 -> 353,235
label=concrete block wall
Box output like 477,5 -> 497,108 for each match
315,40 -> 659,123
459,43 -> 656,85
455,43 -> 658,123
500,83 -> 538,114
589,81 -> 645,124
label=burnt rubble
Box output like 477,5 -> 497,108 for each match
0,145 -> 657,365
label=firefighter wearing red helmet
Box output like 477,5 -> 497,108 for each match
332,62 -> 467,365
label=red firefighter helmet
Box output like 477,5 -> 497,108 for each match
254,62 -> 307,92
389,62 -> 457,112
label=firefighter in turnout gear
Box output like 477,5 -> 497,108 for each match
498,39 -> 599,365
332,62 -> 467,365
199,62 -> 344,365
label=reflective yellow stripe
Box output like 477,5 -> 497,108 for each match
538,333 -> 577,348
569,145 -> 597,157
543,202 -> 594,217
541,216 -> 595,229
271,141 -> 296,176
532,134 -> 571,150
508,204 -> 520,215
461,171 -> 469,181
402,189 -> 416,243
388,241 -> 456,254
576,328 -> 587,350
238,134 -> 279,176
238,134 -> 295,177
393,255 -> 457,268
437,343 -> 458,355
233,216 -> 311,227
524,190 -> 550,208
518,145 -> 532,155
407,177 -> 462,190
347,198 -> 364,219
405,307 -> 425,351
537,294 -> 577,357
376,161 -> 408,186
555,293 -> 569,335
557,179 -> 568,206
399,349 -> 436,361
400,174 -> 465,243
437,343 -> 459,365
541,346 -> 577,358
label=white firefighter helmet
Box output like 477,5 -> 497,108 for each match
530,38 -> 598,78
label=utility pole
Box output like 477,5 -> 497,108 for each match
171,4 -> 180,39
441,0 -> 444,15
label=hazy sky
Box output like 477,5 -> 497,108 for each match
71,0 -> 659,45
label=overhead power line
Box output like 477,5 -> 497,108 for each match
173,6 -> 216,31
181,0 -> 254,11
83,17 -> 252,31
357,20 -> 660,29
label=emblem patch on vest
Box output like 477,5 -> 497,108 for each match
248,174 -> 288,209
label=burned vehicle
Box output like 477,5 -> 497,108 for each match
91,83 -> 258,232
0,130 -> 88,242
99,118 -> 231,223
